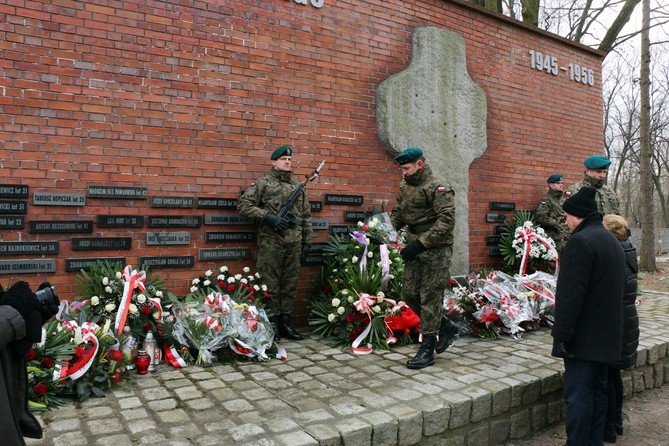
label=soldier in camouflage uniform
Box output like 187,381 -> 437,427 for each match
390,147 -> 459,370
237,145 -> 313,341
567,155 -> 620,215
535,174 -> 570,255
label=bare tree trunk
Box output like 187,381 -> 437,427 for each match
638,0 -> 657,271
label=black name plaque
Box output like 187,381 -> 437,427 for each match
0,184 -> 28,198
147,216 -> 201,228
0,242 -> 58,256
329,225 -> 352,236
72,237 -> 133,251
204,214 -> 253,226
312,219 -> 329,230
96,215 -> 144,228
205,232 -> 256,243
65,257 -> 125,273
196,197 -> 238,210
198,248 -> 250,261
33,192 -> 86,206
486,213 -> 508,223
324,194 -> 364,206
494,225 -> 510,235
0,259 -> 56,274
88,186 -> 148,200
0,216 -> 25,229
146,232 -> 191,245
150,196 -> 194,208
344,211 -> 371,222
489,202 -> 516,211
310,201 -> 323,212
30,220 -> 94,233
485,235 -> 501,246
488,247 -> 502,256
140,256 -> 195,269
0,200 -> 27,215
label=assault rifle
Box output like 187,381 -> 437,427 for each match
275,160 -> 325,232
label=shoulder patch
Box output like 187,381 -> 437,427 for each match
436,185 -> 447,193
564,191 -> 572,197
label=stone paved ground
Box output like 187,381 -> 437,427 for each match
26,290 -> 669,446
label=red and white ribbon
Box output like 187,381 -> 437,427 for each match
115,265 -> 147,335
518,226 -> 558,276
163,345 -> 188,368
56,321 -> 100,380
202,316 -> 222,332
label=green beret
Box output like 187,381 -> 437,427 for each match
547,174 -> 563,184
583,155 -> 611,170
394,147 -> 423,165
271,145 -> 292,160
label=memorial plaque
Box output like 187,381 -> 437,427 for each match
0,184 -> 28,198
72,237 -> 133,251
30,220 -> 93,233
32,192 -> 86,206
88,186 -> 148,200
0,200 -> 27,214
146,232 -> 191,245
150,196 -> 194,208
199,248 -> 250,261
0,259 -> 56,274
329,225 -> 352,236
147,216 -> 201,228
310,201 -> 323,212
205,232 -> 256,243
0,241 -> 58,256
140,256 -> 195,269
494,225 -> 511,235
96,215 -> 144,228
0,215 -> 25,229
312,218 -> 329,230
324,194 -> 364,206
486,213 -> 508,223
489,202 -> 516,211
302,254 -> 325,266
204,214 -> 253,226
488,247 -> 502,256
485,235 -> 501,246
65,257 -> 125,272
196,197 -> 238,209
344,211 -> 371,222
309,243 -> 327,254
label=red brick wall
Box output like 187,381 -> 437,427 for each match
0,0 -> 604,318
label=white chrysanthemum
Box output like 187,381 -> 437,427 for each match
136,294 -> 146,304
105,286 -> 113,294
368,218 -> 378,228
351,256 -> 359,263
190,286 -> 198,293
348,295 -> 355,303
332,298 -> 341,307
155,290 -> 163,298
220,266 -> 228,273
243,266 -> 251,273
328,314 -> 336,322
253,285 -> 260,291
241,278 -> 248,284
234,274 -> 242,280
337,306 -> 346,315
342,258 -> 348,263
104,303 -> 116,312
205,269 -> 213,277
217,274 -> 225,281
341,289 -> 349,295
227,276 -> 235,283
102,277 -> 109,285
129,304 -> 138,314
255,272 -> 261,278
376,291 -> 385,299
203,280 -> 211,286
367,251 -> 373,258
192,278 -> 200,285
261,284 -> 267,291
372,305 -> 381,313
357,221 -> 364,227
90,296 -> 100,306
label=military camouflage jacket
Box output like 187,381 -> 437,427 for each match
567,174 -> 620,215
534,189 -> 569,248
237,168 -> 313,244
390,164 -> 455,249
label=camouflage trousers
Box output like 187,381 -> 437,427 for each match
256,236 -> 302,316
402,245 -> 452,335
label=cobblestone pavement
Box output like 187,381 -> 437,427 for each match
26,290 -> 669,446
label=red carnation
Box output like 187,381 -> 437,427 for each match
323,284 -> 332,294
143,322 -> 153,331
263,292 -> 270,298
74,346 -> 86,358
40,357 -> 55,368
25,348 -> 36,361
108,349 -> 123,362
141,305 -> 152,315
227,284 -> 236,292
218,281 -> 226,288
33,383 -> 48,396
249,295 -> 255,301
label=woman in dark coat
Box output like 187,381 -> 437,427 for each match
602,215 -> 640,443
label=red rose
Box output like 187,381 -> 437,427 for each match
227,284 -> 236,292
25,348 -> 36,361
218,280 -> 226,288
141,305 -> 152,315
113,371 -> 122,383
41,357 -> 55,368
361,224 -> 369,231
143,322 -> 153,331
263,292 -> 270,298
108,349 -> 123,362
33,383 -> 48,396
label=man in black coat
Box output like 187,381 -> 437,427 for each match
551,186 -> 626,446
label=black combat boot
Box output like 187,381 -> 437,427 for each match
406,334 -> 436,369
279,314 -> 303,340
270,316 -> 281,342
435,316 -> 459,354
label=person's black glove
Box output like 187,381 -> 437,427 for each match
300,243 -> 311,264
263,213 -> 289,231
400,240 -> 426,262
1,281 -> 39,320
554,341 -> 575,359
37,282 -> 60,323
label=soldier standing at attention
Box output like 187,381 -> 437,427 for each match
238,145 -> 312,341
390,147 -> 459,370
535,174 -> 570,255
567,155 -> 620,215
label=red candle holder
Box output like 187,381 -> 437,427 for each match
134,350 -> 151,375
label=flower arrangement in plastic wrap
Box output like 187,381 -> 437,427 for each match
72,261 -> 171,342
186,265 -> 269,310
308,213 -> 420,353
498,210 -> 558,275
